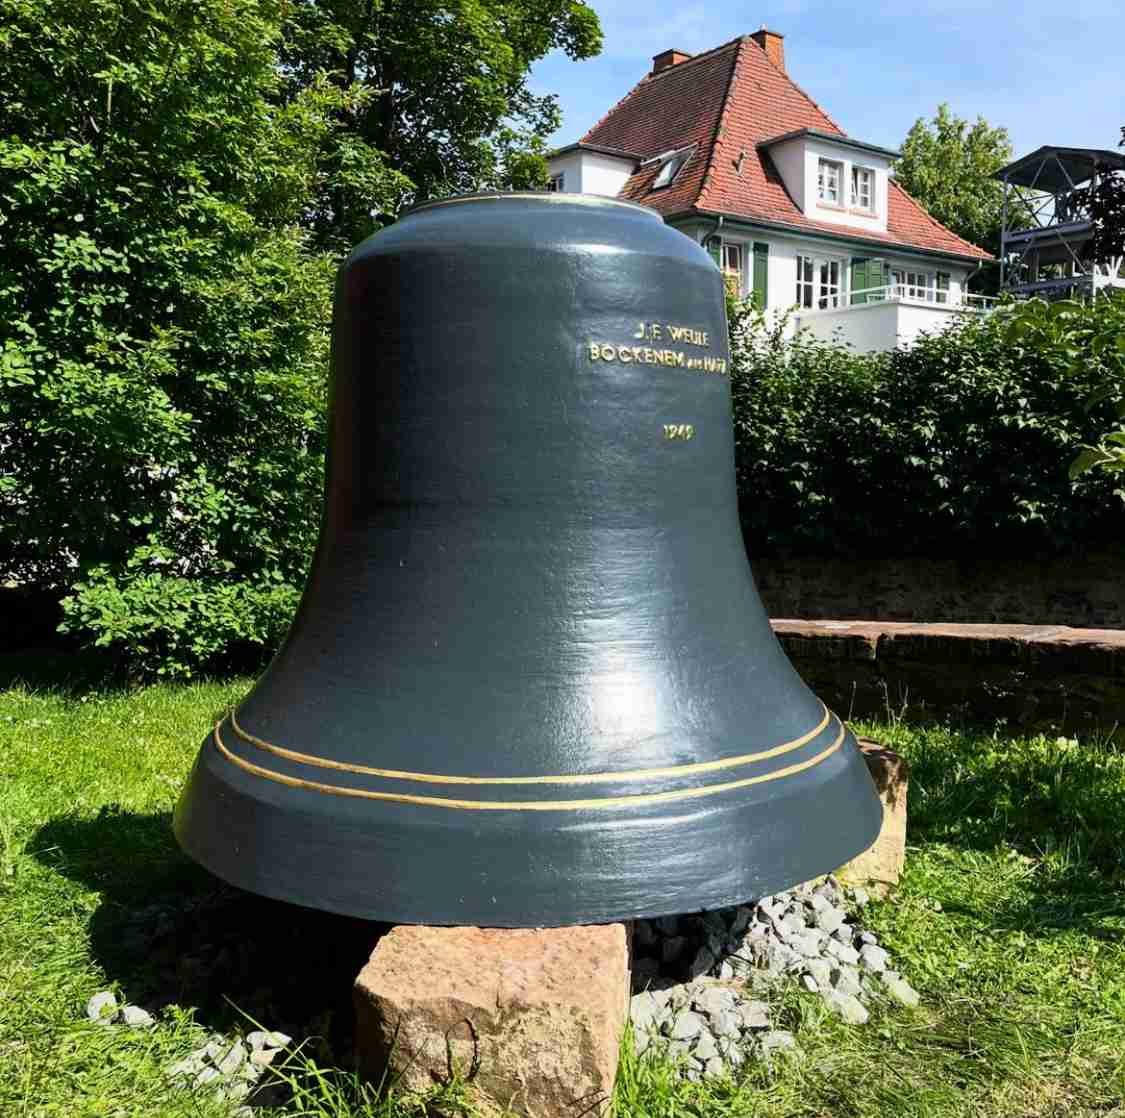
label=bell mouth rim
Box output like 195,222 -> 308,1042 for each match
403,190 -> 661,220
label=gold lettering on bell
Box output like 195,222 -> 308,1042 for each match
633,321 -> 709,346
663,423 -> 695,440
585,337 -> 726,375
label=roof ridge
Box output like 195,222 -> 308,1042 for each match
638,35 -> 743,81
580,37 -> 742,147
745,34 -> 846,136
695,37 -> 751,212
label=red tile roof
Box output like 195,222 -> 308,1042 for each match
581,36 -> 992,262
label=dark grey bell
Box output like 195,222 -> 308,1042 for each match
173,192 -> 881,927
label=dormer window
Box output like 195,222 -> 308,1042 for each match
851,166 -> 874,211
652,149 -> 691,189
817,158 -> 842,205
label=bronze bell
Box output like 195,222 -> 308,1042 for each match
174,193 -> 880,927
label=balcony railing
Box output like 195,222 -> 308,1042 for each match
809,284 -> 999,313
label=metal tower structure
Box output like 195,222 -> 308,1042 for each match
996,145 -> 1125,300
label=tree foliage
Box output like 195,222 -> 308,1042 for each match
893,104 -> 1015,258
0,0 -> 401,675
727,297 -> 1125,559
1063,129 -> 1125,486
1076,125 -> 1125,266
0,0 -> 602,677
278,0 -> 602,249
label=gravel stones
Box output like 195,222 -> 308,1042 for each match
826,939 -> 861,966
859,944 -> 890,973
693,1030 -> 720,1061
632,979 -> 774,1080
630,876 -> 919,1082
86,991 -> 118,1024
166,1028 -> 290,1106
247,1029 -> 291,1051
217,1040 -> 247,1076
711,1008 -> 742,1038
823,989 -> 869,1024
833,965 -> 864,998
804,958 -> 833,990
669,1011 -> 705,1041
787,932 -> 824,958
692,985 -> 737,1017
882,974 -> 921,1007
120,1005 -> 155,1028
629,990 -> 662,1033
85,991 -> 154,1028
737,1000 -> 770,1029
758,1030 -> 798,1060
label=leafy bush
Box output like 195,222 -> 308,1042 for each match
729,297 -> 1125,559
0,0 -> 400,676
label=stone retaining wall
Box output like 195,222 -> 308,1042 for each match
754,553 -> 1125,629
773,620 -> 1125,736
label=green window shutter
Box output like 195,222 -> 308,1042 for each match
851,258 -> 869,304
936,271 -> 950,304
752,242 -> 769,309
869,258 -> 885,291
706,237 -> 721,268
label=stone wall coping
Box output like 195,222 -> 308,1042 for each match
772,619 -> 1125,649
752,553 -> 1125,630
770,619 -> 1125,733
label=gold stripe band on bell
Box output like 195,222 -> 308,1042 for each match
211,720 -> 846,812
228,705 -> 833,786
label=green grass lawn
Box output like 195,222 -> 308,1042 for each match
1,665 -> 1123,1117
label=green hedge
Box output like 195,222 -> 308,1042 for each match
728,296 -> 1125,559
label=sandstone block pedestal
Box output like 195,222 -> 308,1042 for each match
353,923 -> 629,1116
837,738 -> 908,893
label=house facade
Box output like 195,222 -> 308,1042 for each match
547,31 -> 994,352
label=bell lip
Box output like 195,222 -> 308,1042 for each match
402,190 -> 662,221
173,721 -> 884,928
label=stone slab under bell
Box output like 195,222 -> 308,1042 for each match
837,738 -> 908,893
353,923 -> 630,1115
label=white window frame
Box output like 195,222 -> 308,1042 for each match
890,268 -> 935,302
653,150 -> 691,189
721,241 -> 744,295
817,158 -> 843,206
850,165 -> 874,212
797,252 -> 846,309
547,173 -> 565,192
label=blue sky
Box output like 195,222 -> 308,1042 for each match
529,0 -> 1125,163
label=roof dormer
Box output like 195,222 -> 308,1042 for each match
758,129 -> 900,234
546,142 -> 640,197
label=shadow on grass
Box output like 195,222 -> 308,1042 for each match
30,807 -> 385,1063
0,644 -> 127,695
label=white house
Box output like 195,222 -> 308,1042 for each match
548,30 -> 994,353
